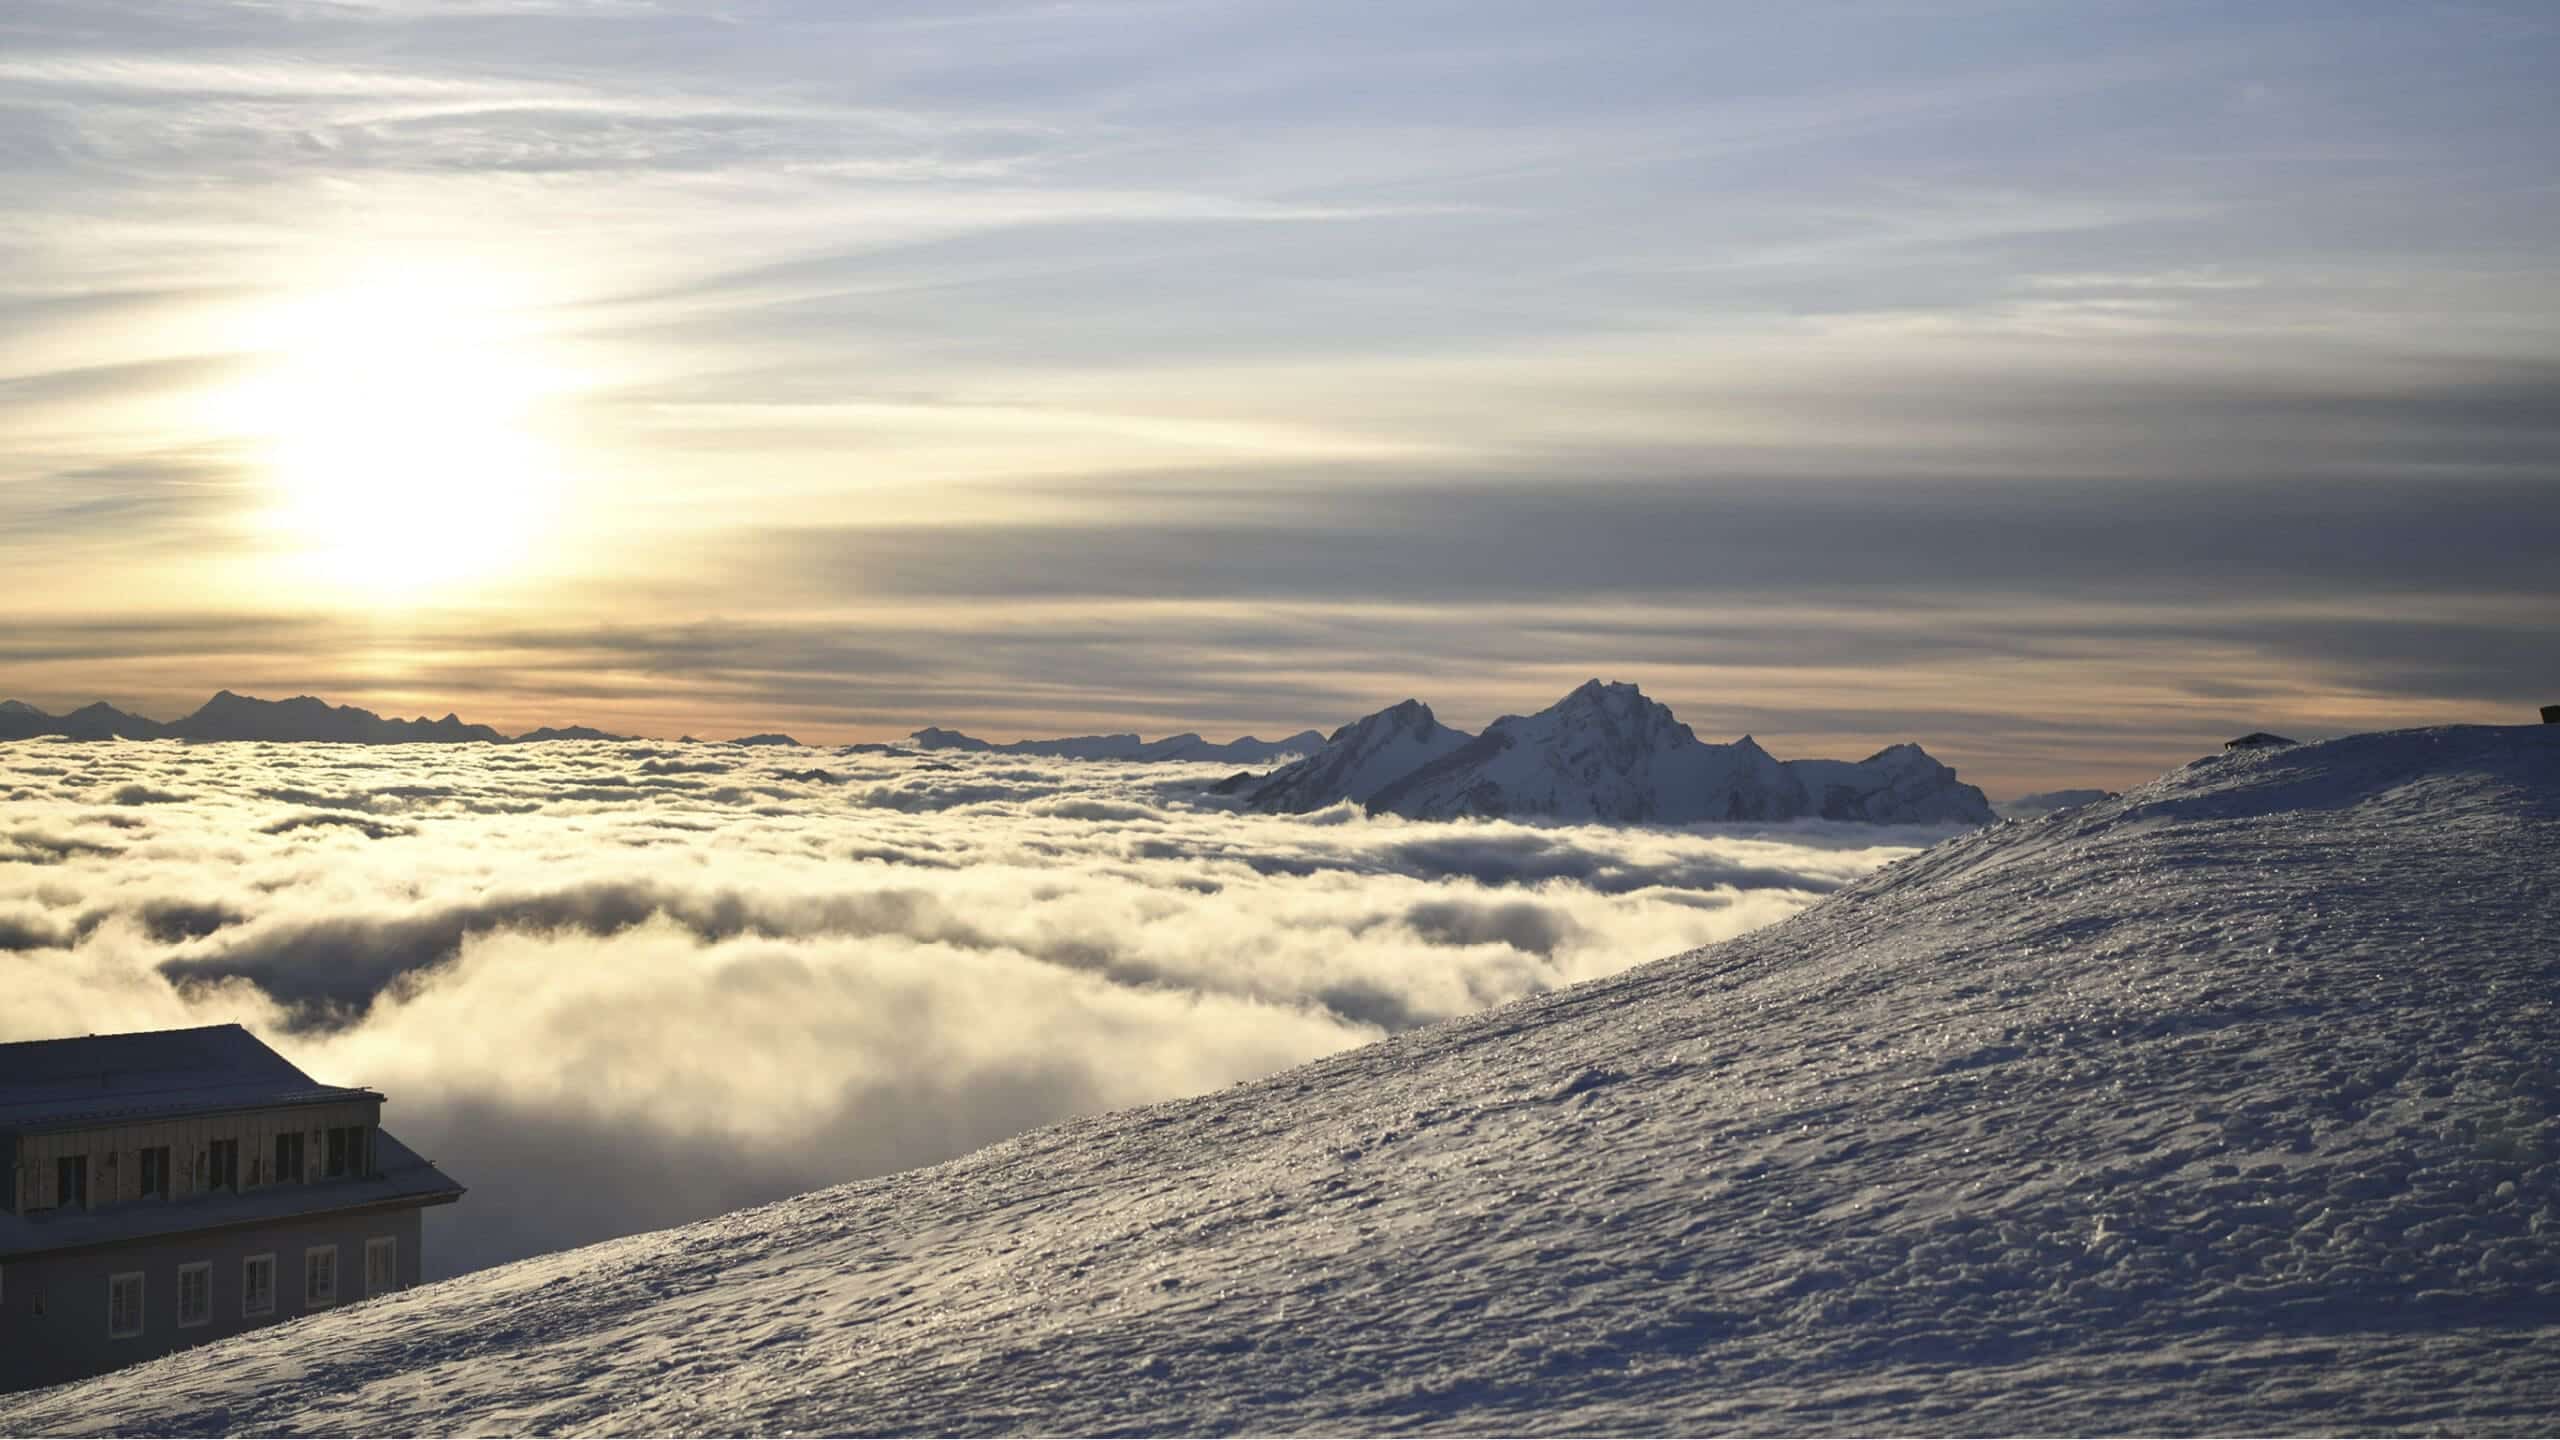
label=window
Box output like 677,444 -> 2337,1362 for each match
177,1262 -> 211,1328
304,1245 -> 337,1308
139,1146 -> 172,1200
242,1254 -> 276,1318
364,1236 -> 398,1296
108,1272 -> 144,1338
56,1154 -> 88,1210
207,1138 -> 239,1193
275,1131 -> 306,1184
326,1125 -> 372,1179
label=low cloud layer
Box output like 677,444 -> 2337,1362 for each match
0,738 -> 1942,1276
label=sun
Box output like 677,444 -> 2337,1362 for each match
234,269 -> 571,601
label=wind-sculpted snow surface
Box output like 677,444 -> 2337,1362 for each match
9,725 -> 2556,1435
0,738 -> 1928,1276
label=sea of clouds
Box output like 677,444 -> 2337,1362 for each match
0,738 -> 1958,1276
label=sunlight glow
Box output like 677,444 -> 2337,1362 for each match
231,268 -> 574,601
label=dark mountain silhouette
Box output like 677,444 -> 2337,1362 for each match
0,700 -> 170,741
168,691 -> 508,744
0,692 -> 617,746
908,726 -> 1327,765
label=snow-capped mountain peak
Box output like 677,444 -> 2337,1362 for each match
1243,682 -> 1992,825
1370,681 -> 1802,822
1782,742 -> 1990,824
1534,678 -> 1704,756
1246,699 -> 1473,811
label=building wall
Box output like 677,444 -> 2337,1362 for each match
12,1099 -> 380,1211
0,1204 -> 424,1393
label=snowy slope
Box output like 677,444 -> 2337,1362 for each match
1999,787 -> 2117,817
10,725 -> 2560,1435
1247,699 -> 1474,811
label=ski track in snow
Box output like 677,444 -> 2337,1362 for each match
8,725 -> 2558,1435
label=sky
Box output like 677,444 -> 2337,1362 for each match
2,0 -> 2555,794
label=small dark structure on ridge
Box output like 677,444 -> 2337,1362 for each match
1,1025 -> 463,1392
2224,732 -> 2299,751
2542,704 -> 2559,725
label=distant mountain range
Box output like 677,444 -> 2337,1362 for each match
1223,680 -> 1996,825
907,726 -> 1328,766
0,685 -> 2001,826
0,691 -> 1324,759
0,692 -> 633,746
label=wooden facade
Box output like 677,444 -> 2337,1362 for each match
11,1100 -> 380,1214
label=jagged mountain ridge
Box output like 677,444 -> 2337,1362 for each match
174,691 -> 507,744
1242,698 -> 1474,810
0,693 -> 626,746
1785,743 -> 1996,825
1252,680 -> 1995,825
0,699 -> 167,742
11,724 -> 2555,1434
909,726 -> 1328,766
1,692 -> 1322,762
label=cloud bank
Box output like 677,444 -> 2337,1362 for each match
0,737 -> 1942,1275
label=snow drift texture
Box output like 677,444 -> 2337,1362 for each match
1250,681 -> 1996,825
0,737 -> 1934,1277
8,724 -> 2554,1434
